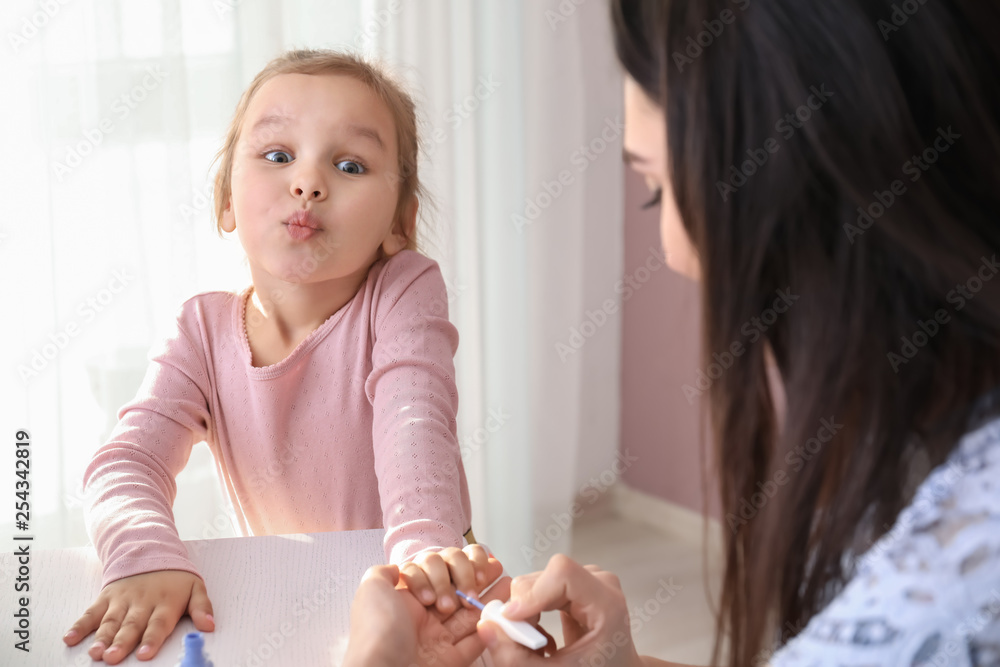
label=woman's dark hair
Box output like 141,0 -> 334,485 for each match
612,0 -> 1000,664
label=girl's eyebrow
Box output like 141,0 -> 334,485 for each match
247,113 -> 385,152
249,112 -> 292,137
345,123 -> 385,151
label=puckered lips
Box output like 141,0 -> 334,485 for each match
284,209 -> 322,241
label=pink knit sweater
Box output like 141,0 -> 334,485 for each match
84,250 -> 472,587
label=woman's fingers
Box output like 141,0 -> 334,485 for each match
508,554 -> 620,621
505,554 -> 606,619
507,570 -> 541,604
449,622 -> 491,666
560,607 -> 588,646
440,605 -> 482,640
505,555 -> 632,648
360,564 -> 400,588
481,574 -> 512,605
477,620 -> 544,665
64,596 -> 109,646
493,555 -> 641,666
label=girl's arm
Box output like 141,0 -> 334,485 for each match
84,306 -> 212,586
365,252 -> 471,564
67,297 -> 216,662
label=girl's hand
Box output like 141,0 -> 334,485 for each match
477,554 -> 644,667
63,570 -> 214,663
399,544 -> 498,615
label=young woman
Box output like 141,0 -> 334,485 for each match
346,0 -> 1000,664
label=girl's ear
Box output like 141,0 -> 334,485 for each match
221,198 -> 236,233
381,196 -> 417,256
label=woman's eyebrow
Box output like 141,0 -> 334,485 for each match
622,148 -> 649,165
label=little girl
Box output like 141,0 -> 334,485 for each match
63,49 -> 492,664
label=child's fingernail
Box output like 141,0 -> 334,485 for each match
205,613 -> 214,624
104,645 -> 122,658
504,600 -> 520,616
477,571 -> 486,583
421,590 -> 434,604
63,629 -> 78,642
138,644 -> 153,657
89,641 -> 106,655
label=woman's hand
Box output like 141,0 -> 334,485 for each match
478,554 -> 644,666
344,562 -> 512,667
399,544 -> 497,614
63,569 -> 214,663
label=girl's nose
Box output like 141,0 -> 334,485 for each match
291,168 -> 327,201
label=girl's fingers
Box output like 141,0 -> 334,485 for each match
464,545 -> 490,587
415,552 -> 458,614
102,605 -> 153,665
399,561 -> 436,606
135,605 -> 185,661
64,597 -> 109,646
441,548 -> 477,599
188,579 -> 216,632
89,603 -> 128,660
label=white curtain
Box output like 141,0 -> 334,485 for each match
0,0 -> 623,575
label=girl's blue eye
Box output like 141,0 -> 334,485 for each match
264,150 -> 292,163
336,160 -> 365,175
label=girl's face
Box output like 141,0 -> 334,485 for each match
221,73 -> 409,288
623,76 -> 700,281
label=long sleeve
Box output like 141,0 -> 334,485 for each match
84,304 -> 212,587
364,255 -> 471,563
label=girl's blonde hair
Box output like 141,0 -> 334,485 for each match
212,49 -> 422,251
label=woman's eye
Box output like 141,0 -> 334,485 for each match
336,160 -> 365,175
641,188 -> 662,210
264,150 -> 293,163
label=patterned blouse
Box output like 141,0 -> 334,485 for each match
771,413 -> 1000,666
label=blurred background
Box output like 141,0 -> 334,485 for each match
0,4 -> 714,655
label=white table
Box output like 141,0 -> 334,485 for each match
0,530 -> 385,666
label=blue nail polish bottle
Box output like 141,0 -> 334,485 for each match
177,632 -> 214,667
